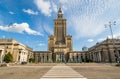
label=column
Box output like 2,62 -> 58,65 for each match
110,50 -> 116,62
93,52 -> 95,62
94,52 -> 97,62
0,49 -> 4,63
96,52 -> 98,62
98,51 -> 102,62
97,52 -> 99,62
62,54 -> 64,62
35,53 -> 38,63
60,54 -> 62,62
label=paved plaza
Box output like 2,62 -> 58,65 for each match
40,64 -> 87,79
0,63 -> 120,79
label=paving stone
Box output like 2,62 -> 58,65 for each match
40,64 -> 87,79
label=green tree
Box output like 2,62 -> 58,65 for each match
29,58 -> 35,63
4,52 -> 13,63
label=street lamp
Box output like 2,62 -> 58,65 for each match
105,21 -> 116,42
105,21 -> 116,62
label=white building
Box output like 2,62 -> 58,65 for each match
0,39 -> 33,63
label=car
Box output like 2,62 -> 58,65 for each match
21,62 -> 27,65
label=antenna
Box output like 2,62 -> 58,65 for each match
59,0 -> 62,10
60,1 -> 62,8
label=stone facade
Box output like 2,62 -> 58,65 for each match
33,51 -> 52,63
33,7 -> 120,63
33,7 -> 86,63
68,51 -> 86,63
48,7 -> 73,62
0,39 -> 33,63
0,48 -> 4,63
86,38 -> 120,63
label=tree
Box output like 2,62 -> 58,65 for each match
29,58 -> 35,63
4,52 -> 13,63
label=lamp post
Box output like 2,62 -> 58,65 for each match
105,21 -> 116,62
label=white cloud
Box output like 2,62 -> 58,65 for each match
23,9 -> 38,15
43,25 -> 53,35
34,0 -> 58,16
69,15 -> 105,39
107,33 -> 120,39
114,33 -> 120,38
98,33 -> 120,42
59,0 -> 67,4
33,0 -> 120,39
98,38 -> 106,42
38,43 -> 45,46
52,2 -> 58,13
87,39 -> 94,42
0,23 -> 43,36
9,11 -> 15,15
52,0 -> 120,39
34,0 -> 51,16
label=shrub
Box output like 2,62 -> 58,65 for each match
4,52 -> 13,63
29,58 -> 35,63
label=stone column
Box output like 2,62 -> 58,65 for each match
93,52 -> 95,62
98,51 -> 102,62
97,52 -> 99,62
90,52 -> 92,61
105,50 -> 109,62
35,53 -> 38,63
0,49 -> 4,63
110,49 -> 116,62
95,52 -> 98,62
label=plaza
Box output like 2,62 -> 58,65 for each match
0,63 -> 120,79
0,1 -> 120,79
0,3 -> 120,64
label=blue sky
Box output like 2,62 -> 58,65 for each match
0,0 -> 120,51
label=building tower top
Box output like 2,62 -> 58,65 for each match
58,7 -> 62,13
58,7 -> 63,19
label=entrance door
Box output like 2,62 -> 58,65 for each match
56,53 -> 65,62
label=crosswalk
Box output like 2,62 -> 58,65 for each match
40,64 -> 87,79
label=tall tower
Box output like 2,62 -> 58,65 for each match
54,7 -> 66,44
48,7 -> 72,62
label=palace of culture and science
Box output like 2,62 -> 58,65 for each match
33,7 -> 84,63
48,7 -> 73,62
34,7 -> 120,63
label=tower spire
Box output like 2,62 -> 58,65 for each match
59,2 -> 62,12
58,7 -> 62,13
58,2 -> 63,18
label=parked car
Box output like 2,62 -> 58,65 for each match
21,62 -> 27,65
